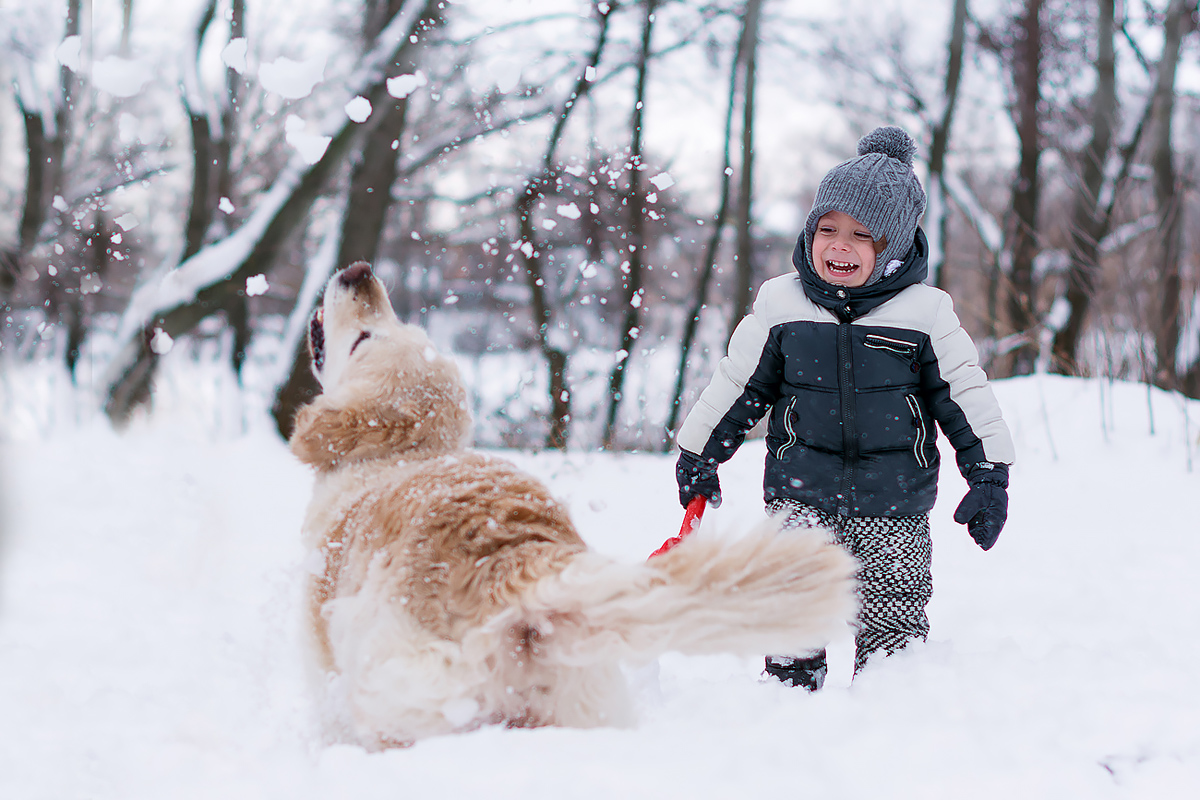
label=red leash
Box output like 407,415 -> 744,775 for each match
649,496 -> 707,559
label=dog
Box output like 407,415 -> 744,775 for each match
289,262 -> 856,747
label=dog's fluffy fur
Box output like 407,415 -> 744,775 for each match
290,262 -> 857,747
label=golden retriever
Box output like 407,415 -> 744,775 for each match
289,262 -> 855,747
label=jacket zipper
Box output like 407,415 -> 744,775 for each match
906,394 -> 931,469
864,334 -> 920,373
775,396 -> 799,459
837,322 -> 857,516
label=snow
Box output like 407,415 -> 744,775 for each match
92,56 -> 153,98
54,35 -> 81,71
284,115 -> 333,164
1,370 -> 1198,798
259,54 -> 328,100
386,72 -> 427,99
245,275 -> 270,297
222,38 -> 249,74
114,213 -> 140,231
344,96 -> 373,123
649,172 -> 675,191
149,328 -> 174,355
492,59 -> 524,94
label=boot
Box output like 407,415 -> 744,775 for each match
763,651 -> 828,691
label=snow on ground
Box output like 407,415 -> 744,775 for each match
1,373 -> 1198,798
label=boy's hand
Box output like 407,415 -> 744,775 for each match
676,450 -> 722,509
954,462 -> 1009,550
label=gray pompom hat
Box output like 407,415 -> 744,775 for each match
803,126 -> 927,285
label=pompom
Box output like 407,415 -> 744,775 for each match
857,126 -> 916,167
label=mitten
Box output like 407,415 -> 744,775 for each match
676,450 -> 722,509
954,462 -> 1009,550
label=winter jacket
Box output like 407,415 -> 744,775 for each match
677,229 -> 1015,518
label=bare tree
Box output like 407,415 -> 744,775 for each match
724,0 -> 763,340
601,0 -> 658,449
1003,0 -> 1045,377
665,0 -> 757,445
515,0 -> 616,449
181,0 -> 245,264
16,0 -> 80,264
121,0 -> 135,57
924,0 -> 968,288
104,4 -> 435,424
1048,0 -> 1117,374
271,0 -> 441,438
1146,0 -> 1195,390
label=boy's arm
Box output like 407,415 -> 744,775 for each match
676,295 -> 784,466
923,292 -> 1015,476
919,291 -> 1013,550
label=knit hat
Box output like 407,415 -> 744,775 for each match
803,126 -> 926,285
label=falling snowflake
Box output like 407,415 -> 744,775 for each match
245,275 -> 269,297
345,96 -> 373,123
150,329 -> 174,355
649,173 -> 675,191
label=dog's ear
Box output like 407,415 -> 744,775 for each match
289,385 -> 471,470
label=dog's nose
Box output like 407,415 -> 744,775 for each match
339,261 -> 374,287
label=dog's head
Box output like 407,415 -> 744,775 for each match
289,262 -> 471,470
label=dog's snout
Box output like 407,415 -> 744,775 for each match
339,261 -> 374,288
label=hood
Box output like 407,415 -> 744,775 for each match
792,227 -> 930,321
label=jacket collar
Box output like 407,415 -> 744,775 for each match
792,227 -> 930,321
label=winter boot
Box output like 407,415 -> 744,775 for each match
763,651 -> 828,691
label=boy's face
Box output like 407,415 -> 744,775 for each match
811,210 -> 879,287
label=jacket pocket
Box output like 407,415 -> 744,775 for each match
864,333 -> 920,373
905,394 -> 931,469
774,396 -> 799,460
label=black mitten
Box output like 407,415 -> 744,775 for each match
676,450 -> 722,509
954,462 -> 1009,550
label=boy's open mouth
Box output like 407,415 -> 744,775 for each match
825,259 -> 859,276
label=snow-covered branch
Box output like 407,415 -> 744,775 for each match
1099,214 -> 1156,253
943,170 -> 1004,255
109,2 -> 429,351
102,3 -> 433,420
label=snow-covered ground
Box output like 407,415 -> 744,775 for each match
1,371 -> 1198,798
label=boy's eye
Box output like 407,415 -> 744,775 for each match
854,231 -> 872,240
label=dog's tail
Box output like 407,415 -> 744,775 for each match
503,519 -> 857,667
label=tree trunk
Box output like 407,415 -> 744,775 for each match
215,0 -> 246,221
17,0 -> 80,262
336,0 -> 437,267
516,0 -> 615,449
1004,0 -> 1043,377
182,0 -> 221,262
272,0 -> 437,438
121,0 -> 134,56
925,0 -> 968,288
18,111 -> 50,258
664,1 -> 750,446
1147,0 -> 1192,390
724,0 -> 763,342
1049,0 -> 1116,375
601,0 -> 657,449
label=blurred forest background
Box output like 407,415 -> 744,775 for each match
2,0 -> 1199,450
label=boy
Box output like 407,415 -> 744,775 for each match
675,126 -> 1014,690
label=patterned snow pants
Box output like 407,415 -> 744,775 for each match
767,499 -> 933,673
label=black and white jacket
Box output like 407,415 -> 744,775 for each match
677,229 -> 1014,518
